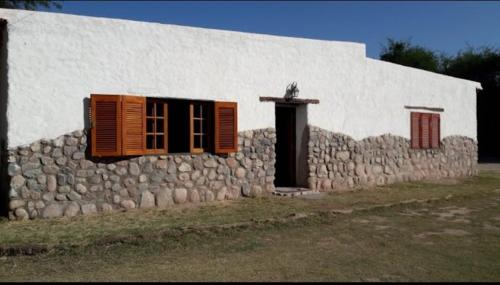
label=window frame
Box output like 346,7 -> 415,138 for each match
410,111 -> 441,150
189,101 -> 211,154
145,98 -> 168,155
91,94 -> 237,157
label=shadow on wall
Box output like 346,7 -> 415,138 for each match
0,19 -> 9,217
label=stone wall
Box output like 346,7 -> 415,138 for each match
308,126 -> 478,191
6,128 -> 276,220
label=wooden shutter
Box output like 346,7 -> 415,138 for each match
420,113 -> 431,149
91,95 -> 122,157
214,102 -> 238,154
430,114 -> 440,148
411,112 -> 421,149
122,96 -> 146,155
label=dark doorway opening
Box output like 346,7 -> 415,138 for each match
275,106 -> 297,187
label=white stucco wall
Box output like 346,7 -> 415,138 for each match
1,9 -> 481,148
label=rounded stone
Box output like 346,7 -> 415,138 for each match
189,190 -> 200,203
216,187 -> 227,201
47,175 -> 57,192
140,191 -> 155,209
156,188 -> 173,208
173,188 -> 188,204
129,163 -> 140,176
8,163 -> 21,176
204,159 -> 218,168
251,185 -> 263,197
205,190 -> 215,202
64,202 -> 80,217
178,163 -> 192,172
235,167 -> 246,179
10,175 -> 26,189
75,183 -> 87,194
9,199 -> 25,210
42,204 -> 63,218
241,184 -> 251,197
120,200 -> 136,209
81,204 -> 97,215
101,203 -> 113,212
14,208 -> 29,220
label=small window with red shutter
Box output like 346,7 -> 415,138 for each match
410,112 -> 440,150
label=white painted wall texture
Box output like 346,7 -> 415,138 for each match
0,9 -> 481,148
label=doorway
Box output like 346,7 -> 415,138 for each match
275,104 -> 308,188
275,106 -> 296,187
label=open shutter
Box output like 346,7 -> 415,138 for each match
214,102 -> 238,154
430,114 -> 440,148
411,112 -> 421,149
122,96 -> 146,155
420,113 -> 430,149
91,95 -> 122,157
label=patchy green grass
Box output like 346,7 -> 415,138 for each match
0,171 -> 499,281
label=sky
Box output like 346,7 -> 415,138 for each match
43,1 -> 500,59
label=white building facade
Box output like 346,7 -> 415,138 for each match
0,9 -> 481,220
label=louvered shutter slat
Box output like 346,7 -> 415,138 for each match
420,113 -> 431,149
91,95 -> 122,157
411,112 -> 420,149
214,102 -> 238,154
430,114 -> 440,148
122,96 -> 146,155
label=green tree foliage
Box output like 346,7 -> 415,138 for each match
380,38 -> 441,73
0,0 -> 61,10
442,46 -> 500,89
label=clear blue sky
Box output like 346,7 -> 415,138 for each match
43,1 -> 500,58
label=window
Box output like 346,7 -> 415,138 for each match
190,102 -> 209,154
411,112 -> 440,149
90,94 -> 237,157
146,99 -> 168,154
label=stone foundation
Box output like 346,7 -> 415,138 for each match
6,128 -> 276,220
308,126 -> 478,191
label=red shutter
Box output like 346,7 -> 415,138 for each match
91,95 -> 122,157
430,114 -> 440,148
214,102 -> 238,154
411,112 -> 421,149
122,96 -> 146,155
420,113 -> 430,149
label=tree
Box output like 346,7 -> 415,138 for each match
0,0 -> 61,10
379,38 -> 441,73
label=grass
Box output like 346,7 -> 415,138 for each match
0,171 -> 499,281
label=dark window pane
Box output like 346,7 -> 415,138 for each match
193,104 -> 201,118
146,135 -> 154,149
147,118 -> 154,133
194,134 -> 201,148
156,135 -> 164,150
147,102 -> 155,117
156,119 -> 164,133
156,104 -> 164,117
194,120 -> 201,134
201,134 -> 207,149
202,118 -> 207,134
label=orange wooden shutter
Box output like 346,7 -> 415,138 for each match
214,101 -> 238,154
430,114 -> 440,148
122,96 -> 146,155
420,113 -> 431,149
91,95 -> 122,157
411,112 -> 421,149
